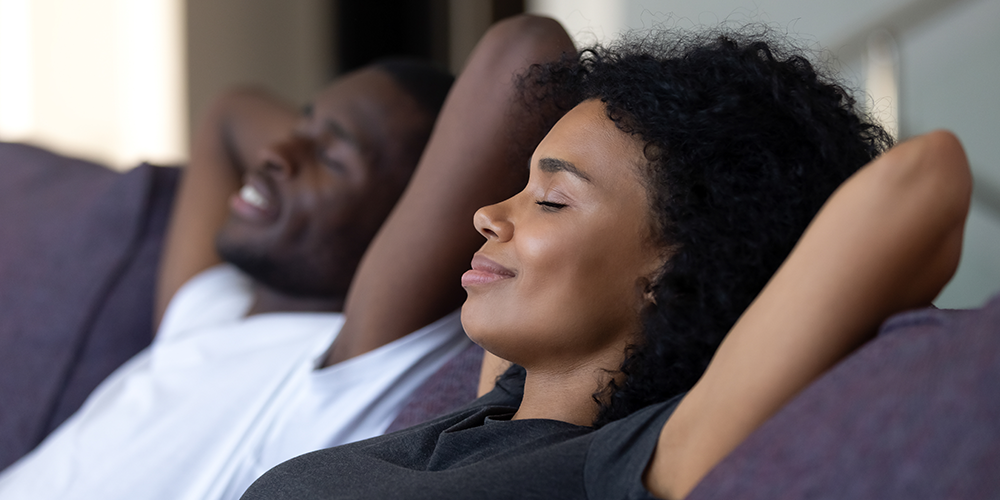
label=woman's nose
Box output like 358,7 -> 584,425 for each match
473,199 -> 514,242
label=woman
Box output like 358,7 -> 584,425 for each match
244,16 -> 971,500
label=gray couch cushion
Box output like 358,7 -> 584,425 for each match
0,143 -> 177,470
689,294 -> 1000,499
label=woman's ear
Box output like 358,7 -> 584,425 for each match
638,276 -> 658,306
640,246 -> 670,307
644,283 -> 658,306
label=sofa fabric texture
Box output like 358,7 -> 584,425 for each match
688,294 -> 1000,499
0,142 -> 178,470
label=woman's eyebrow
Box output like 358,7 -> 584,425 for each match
538,157 -> 592,183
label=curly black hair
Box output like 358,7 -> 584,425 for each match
520,26 -> 893,427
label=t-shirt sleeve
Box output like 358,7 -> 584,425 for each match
584,393 -> 685,500
156,264 -> 254,342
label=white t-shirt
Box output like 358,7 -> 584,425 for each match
0,265 -> 470,500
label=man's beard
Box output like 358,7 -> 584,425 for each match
215,235 -> 346,299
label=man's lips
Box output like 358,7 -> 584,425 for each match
229,176 -> 279,223
462,254 -> 515,288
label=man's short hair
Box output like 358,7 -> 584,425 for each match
372,58 -> 454,123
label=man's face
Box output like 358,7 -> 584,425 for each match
216,68 -> 426,299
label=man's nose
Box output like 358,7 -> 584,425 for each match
260,135 -> 314,178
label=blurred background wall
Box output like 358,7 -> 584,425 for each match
0,0 -> 186,168
0,0 -> 996,307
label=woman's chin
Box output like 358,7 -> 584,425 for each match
459,302 -> 485,342
460,302 -> 505,354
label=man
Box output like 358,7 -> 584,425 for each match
159,60 -> 452,322
0,60 -> 471,499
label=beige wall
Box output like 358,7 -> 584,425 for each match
448,0 -> 493,73
0,0 -> 489,168
186,0 -> 333,148
0,0 -> 332,169
0,0 -> 186,169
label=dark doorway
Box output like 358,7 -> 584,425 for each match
334,0 -> 525,74
335,0 -> 450,73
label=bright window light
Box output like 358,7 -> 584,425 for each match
0,0 -> 35,139
866,28 -> 900,140
0,0 -> 186,169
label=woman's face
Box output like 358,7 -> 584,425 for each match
461,99 -> 667,373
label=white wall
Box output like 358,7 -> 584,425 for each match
0,0 -> 332,170
900,0 -> 1000,308
0,0 -> 186,170
529,0 -> 1000,308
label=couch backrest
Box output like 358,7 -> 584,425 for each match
0,142 -> 178,470
688,295 -> 1000,499
386,342 -> 484,433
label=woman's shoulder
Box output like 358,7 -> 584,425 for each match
242,397 -> 589,499
586,394 -> 687,500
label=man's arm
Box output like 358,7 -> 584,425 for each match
323,15 -> 575,366
646,130 -> 973,499
155,88 -> 298,326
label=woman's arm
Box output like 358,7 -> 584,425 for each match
155,88 -> 297,327
645,130 -> 973,499
323,15 -> 574,366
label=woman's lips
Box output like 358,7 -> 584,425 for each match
462,254 -> 515,288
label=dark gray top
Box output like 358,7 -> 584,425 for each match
241,368 -> 683,499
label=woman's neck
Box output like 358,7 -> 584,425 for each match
512,361 -> 621,427
508,330 -> 635,426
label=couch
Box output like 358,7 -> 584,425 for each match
0,142 -> 177,469
688,294 -> 1000,499
2,141 -> 997,498
0,142 -> 478,471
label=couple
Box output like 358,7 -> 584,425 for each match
2,14 -> 971,500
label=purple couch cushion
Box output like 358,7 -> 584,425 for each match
45,164 -> 178,432
386,342 -> 484,433
0,143 -> 178,470
688,294 -> 1000,499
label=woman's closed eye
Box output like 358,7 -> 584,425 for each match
536,200 -> 567,212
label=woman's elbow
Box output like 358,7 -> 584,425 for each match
908,130 -> 971,218
880,129 -> 972,304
